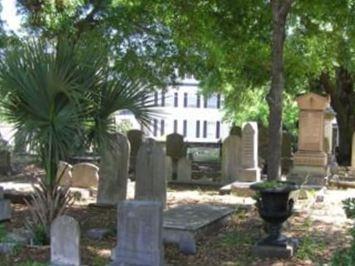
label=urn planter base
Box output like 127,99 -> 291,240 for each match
253,237 -> 298,259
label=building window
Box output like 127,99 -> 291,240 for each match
154,92 -> 159,106
217,94 -> 221,109
160,120 -> 165,136
183,120 -> 187,137
203,96 -> 207,108
184,93 -> 188,107
203,121 -> 207,138
207,95 -> 218,108
196,121 -> 200,138
174,92 -> 178,107
197,94 -> 201,108
161,92 -> 165,107
174,120 -> 178,133
216,121 -> 220,139
188,93 -> 197,107
153,119 -> 158,136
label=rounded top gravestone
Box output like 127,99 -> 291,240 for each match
230,125 -> 242,137
51,215 -> 80,266
127,129 -> 144,157
166,133 -> 187,160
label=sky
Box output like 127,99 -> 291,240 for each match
1,0 -> 21,32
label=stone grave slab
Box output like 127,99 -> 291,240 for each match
163,204 -> 235,254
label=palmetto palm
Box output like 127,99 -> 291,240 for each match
0,40 -> 155,240
0,41 -> 155,183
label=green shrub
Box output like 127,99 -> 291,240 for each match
297,235 -> 325,261
0,224 -> 7,242
331,198 -> 355,265
331,228 -> 355,266
342,198 -> 355,219
32,225 -> 49,246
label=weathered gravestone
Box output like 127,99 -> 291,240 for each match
258,124 -> 269,170
165,156 -> 173,181
221,135 -> 242,182
166,133 -> 187,160
57,161 -> 73,186
51,215 -> 80,266
112,200 -> 164,266
166,133 -> 187,179
97,133 -> 130,206
0,187 -> 10,221
281,132 -> 293,174
240,122 -> 261,182
177,157 -> 192,182
127,129 -> 144,178
135,139 -> 167,208
0,136 -> 11,175
290,93 -> 329,185
230,125 -> 242,136
71,162 -> 99,188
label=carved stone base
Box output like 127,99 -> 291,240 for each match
253,237 -> 298,258
288,165 -> 329,185
293,150 -> 328,167
239,168 -> 261,182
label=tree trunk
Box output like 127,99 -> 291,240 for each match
320,69 -> 355,165
267,0 -> 292,180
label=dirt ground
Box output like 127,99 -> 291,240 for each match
0,160 -> 353,265
0,183 -> 353,266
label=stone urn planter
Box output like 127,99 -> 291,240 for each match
250,181 -> 299,257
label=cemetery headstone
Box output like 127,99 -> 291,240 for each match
221,135 -> 242,182
57,161 -> 73,186
177,157 -> 192,182
229,125 -> 242,136
166,156 -> 173,181
166,133 -> 187,179
50,215 -> 80,266
240,122 -> 261,182
281,132 -> 293,174
258,124 -> 269,168
0,187 -> 10,221
97,133 -> 130,206
71,162 -> 99,188
290,93 -> 330,185
127,129 -> 144,178
324,107 -> 336,155
166,133 -> 187,160
0,136 -> 11,175
135,139 -> 167,208
113,200 -> 164,266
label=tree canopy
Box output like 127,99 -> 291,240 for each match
5,0 -> 355,164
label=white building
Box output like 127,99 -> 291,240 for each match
116,76 -> 230,143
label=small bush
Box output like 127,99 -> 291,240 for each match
297,235 -> 325,261
331,228 -> 355,265
330,198 -> 355,265
342,198 -> 355,219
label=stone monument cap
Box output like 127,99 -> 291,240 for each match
296,93 -> 329,110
